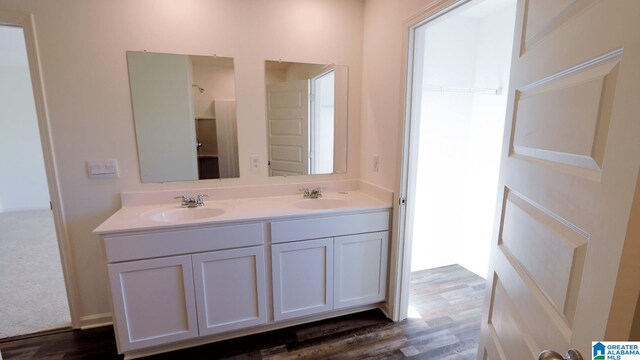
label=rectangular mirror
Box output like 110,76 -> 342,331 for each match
265,60 -> 347,176
127,51 -> 239,183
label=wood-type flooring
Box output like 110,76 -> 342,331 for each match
0,264 -> 485,359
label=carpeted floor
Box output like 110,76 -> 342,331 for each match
0,210 -> 71,338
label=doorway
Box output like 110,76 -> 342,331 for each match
402,0 -> 517,356
0,24 -> 71,338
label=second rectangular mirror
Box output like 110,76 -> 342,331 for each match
265,60 -> 348,176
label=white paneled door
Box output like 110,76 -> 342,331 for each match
479,0 -> 640,359
266,80 -> 310,176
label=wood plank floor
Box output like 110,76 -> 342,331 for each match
0,264 -> 485,359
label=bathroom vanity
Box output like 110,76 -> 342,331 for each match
94,189 -> 391,357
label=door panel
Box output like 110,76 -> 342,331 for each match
512,49 -> 620,176
108,255 -> 198,353
266,80 -> 309,176
271,238 -> 333,321
479,0 -> 640,358
521,0 -> 597,54
334,231 -> 388,309
192,246 -> 267,336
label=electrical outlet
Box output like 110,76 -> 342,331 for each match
373,154 -> 380,172
250,155 -> 260,173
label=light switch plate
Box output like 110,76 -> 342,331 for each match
250,155 -> 260,173
87,159 -> 119,179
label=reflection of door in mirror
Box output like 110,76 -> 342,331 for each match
266,80 -> 310,176
127,52 -> 240,182
265,61 -> 340,177
128,52 -> 199,182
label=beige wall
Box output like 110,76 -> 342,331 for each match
359,0 -> 444,191
0,0 -> 364,322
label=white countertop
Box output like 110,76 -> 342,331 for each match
94,191 -> 391,235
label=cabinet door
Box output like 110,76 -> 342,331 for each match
192,246 -> 267,336
272,238 -> 333,321
108,255 -> 198,352
334,231 -> 388,309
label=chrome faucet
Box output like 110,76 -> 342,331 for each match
196,194 -> 208,206
299,187 -> 324,199
174,194 -> 208,208
299,188 -> 311,198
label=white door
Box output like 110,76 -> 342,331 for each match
266,80 -> 309,176
272,238 -> 333,321
334,231 -> 388,309
192,246 -> 267,336
479,1 -> 640,359
107,255 -> 198,353
127,52 -> 198,182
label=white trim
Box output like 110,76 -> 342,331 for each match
0,11 -> 81,328
390,0 -> 470,322
79,313 -> 113,330
0,205 -> 51,212
122,304 -> 382,359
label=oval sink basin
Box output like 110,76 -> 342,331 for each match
145,207 -> 226,222
293,198 -> 349,210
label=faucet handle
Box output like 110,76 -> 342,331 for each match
314,187 -> 326,197
299,188 -> 311,198
196,194 -> 208,206
174,195 -> 189,207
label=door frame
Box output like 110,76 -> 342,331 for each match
309,67 -> 336,175
389,0 -> 472,321
0,10 -> 80,328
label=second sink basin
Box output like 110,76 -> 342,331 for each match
293,198 -> 349,210
144,206 -> 228,222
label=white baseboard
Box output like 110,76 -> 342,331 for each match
1,205 -> 51,212
123,304 -> 383,359
79,313 -> 112,330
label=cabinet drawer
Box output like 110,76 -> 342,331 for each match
270,211 -> 390,243
105,223 -> 265,262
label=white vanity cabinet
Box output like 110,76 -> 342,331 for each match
97,200 -> 391,357
107,255 -> 199,352
270,211 -> 390,321
102,222 -> 266,353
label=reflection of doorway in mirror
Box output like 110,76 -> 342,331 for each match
190,56 -> 239,179
310,70 -> 335,174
